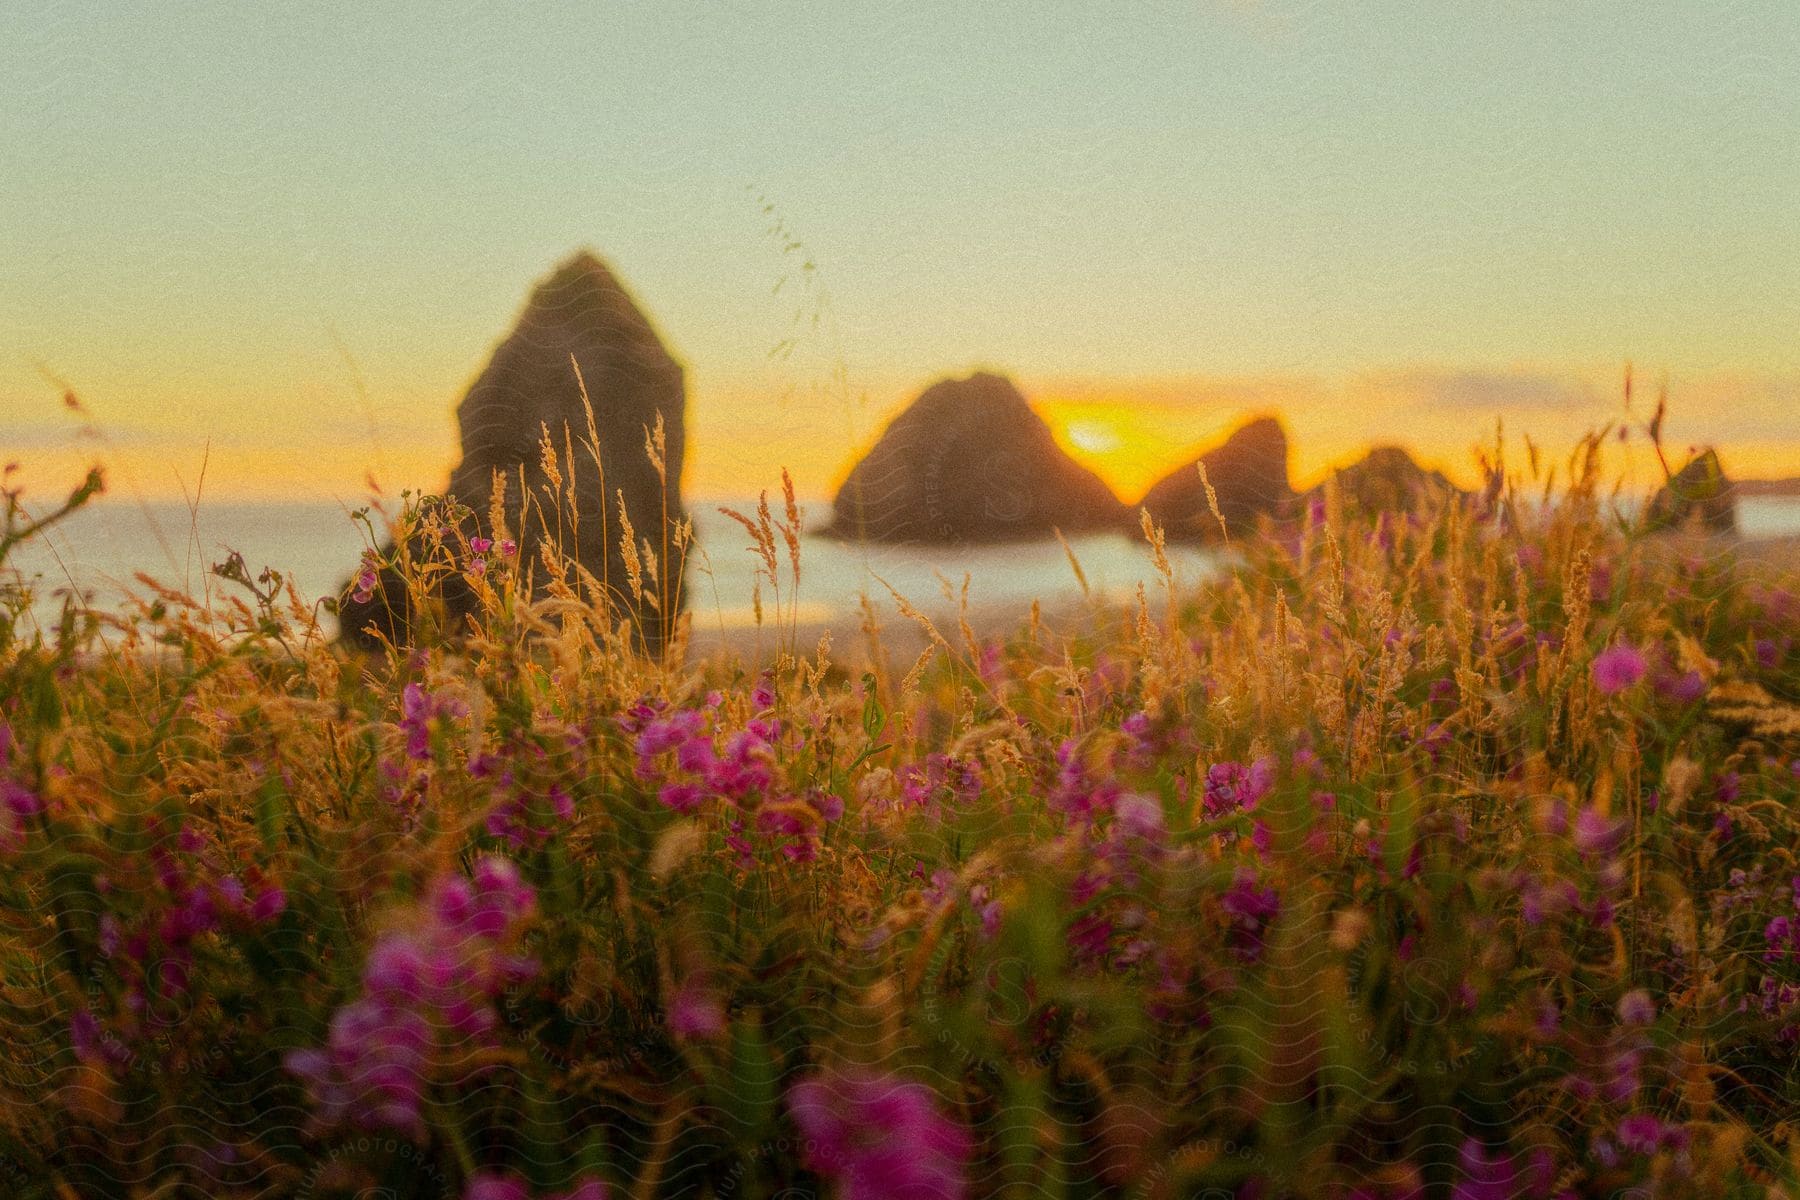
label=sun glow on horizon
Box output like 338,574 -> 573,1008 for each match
8,365 -> 1800,512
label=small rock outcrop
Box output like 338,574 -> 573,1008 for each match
337,251 -> 686,651
1304,445 -> 1465,516
1645,449 -> 1736,533
1734,476 -> 1800,498
1138,416 -> 1292,541
825,372 -> 1125,543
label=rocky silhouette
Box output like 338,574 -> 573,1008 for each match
1645,448 -> 1736,533
337,250 -> 686,651
1138,416 -> 1292,541
1304,445 -> 1465,515
825,372 -> 1124,542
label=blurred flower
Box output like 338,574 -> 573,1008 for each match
1572,808 -> 1626,858
1047,741 -> 1117,823
1112,792 -> 1166,844
1616,1112 -> 1687,1158
1766,915 -> 1800,963
787,1067 -> 971,1200
399,683 -> 466,762
1601,1046 -> 1643,1103
1069,912 -> 1114,962
967,883 -> 1002,939
462,1174 -> 610,1200
1617,990 -> 1656,1026
1654,668 -> 1705,704
1755,638 -> 1785,670
1221,867 -> 1281,961
1591,643 -> 1646,694
464,1174 -> 529,1200
658,782 -> 704,814
0,720 -> 40,852
1203,758 -> 1274,819
667,977 -> 726,1041
1448,1139 -> 1533,1200
69,1008 -> 131,1070
286,856 -> 537,1135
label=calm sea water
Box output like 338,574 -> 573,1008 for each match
4,498 -> 1220,639
10,496 -> 1800,640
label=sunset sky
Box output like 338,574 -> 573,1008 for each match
5,3 -> 1799,508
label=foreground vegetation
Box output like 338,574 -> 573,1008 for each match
1,437 -> 1798,1200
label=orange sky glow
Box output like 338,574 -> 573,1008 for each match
10,364 -> 1796,519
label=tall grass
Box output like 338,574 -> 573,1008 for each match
0,428 -> 1797,1200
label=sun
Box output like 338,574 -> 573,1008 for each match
1064,418 -> 1123,455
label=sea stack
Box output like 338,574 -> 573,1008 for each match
337,251 -> 686,651
1305,445 -> 1464,515
825,372 -> 1124,543
1138,416 -> 1292,541
1645,449 -> 1736,533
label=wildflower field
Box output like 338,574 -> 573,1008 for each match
2,438 -> 1799,1200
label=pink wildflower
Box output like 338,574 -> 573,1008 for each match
1591,643 -> 1647,694
667,978 -> 727,1041
285,856 -> 536,1135
1572,808 -> 1627,858
787,1068 -> 971,1200
1202,758 -> 1274,818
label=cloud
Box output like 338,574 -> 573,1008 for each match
0,418 -> 127,450
0,415 -> 299,454
1364,369 -> 1605,413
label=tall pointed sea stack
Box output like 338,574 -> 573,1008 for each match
1139,416 -> 1292,541
1645,448 -> 1736,534
825,372 -> 1124,543
337,251 -> 686,651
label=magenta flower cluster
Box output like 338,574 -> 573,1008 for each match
351,548 -> 381,605
923,869 -> 1003,941
73,820 -> 286,1063
0,720 -> 41,853
899,752 -> 983,815
1048,739 -> 1121,823
626,695 -> 775,808
464,534 -> 516,578
787,1067 -> 971,1200
1763,876 -> 1800,964
1447,1138 -> 1561,1200
462,1172 -> 607,1200
1202,758 -> 1275,819
1066,791 -> 1170,965
1590,643 -> 1647,695
1220,867 -> 1282,961
622,691 -> 844,864
400,682 -> 469,762
471,736 -> 577,849
285,856 -> 537,1136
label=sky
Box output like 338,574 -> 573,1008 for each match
5,2 -> 1800,507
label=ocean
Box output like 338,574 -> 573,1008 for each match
4,498 -> 1218,642
9,495 -> 1800,643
